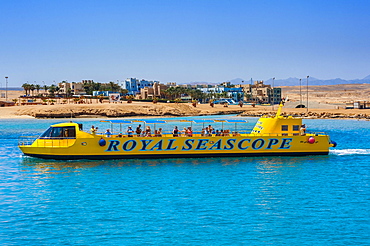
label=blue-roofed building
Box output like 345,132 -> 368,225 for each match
121,78 -> 160,95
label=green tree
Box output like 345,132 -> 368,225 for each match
43,85 -> 49,95
21,83 -> 31,95
35,84 -> 41,95
83,81 -> 102,95
48,84 -> 57,96
120,88 -> 129,95
30,84 -> 36,96
67,88 -> 72,97
109,81 -> 121,92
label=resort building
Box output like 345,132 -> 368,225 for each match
199,84 -> 244,102
121,78 -> 160,96
236,81 -> 281,104
139,82 -> 168,100
59,81 -> 86,95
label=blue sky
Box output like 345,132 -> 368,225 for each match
1,0 -> 370,86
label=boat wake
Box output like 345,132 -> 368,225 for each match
330,149 -> 370,156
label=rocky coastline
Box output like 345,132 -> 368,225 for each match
8,103 -> 370,120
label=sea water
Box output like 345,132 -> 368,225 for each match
0,116 -> 369,245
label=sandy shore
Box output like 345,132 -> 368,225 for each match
1,84 -> 370,119
1,101 -> 370,120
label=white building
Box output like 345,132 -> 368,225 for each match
121,78 -> 160,95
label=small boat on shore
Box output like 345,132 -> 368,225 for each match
18,104 -> 337,160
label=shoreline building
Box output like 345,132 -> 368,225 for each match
59,81 -> 86,96
121,78 -> 159,96
199,83 -> 244,102
121,78 -> 173,100
236,81 -> 281,104
139,82 -> 169,99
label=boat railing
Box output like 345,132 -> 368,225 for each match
18,136 -> 76,147
18,136 -> 39,146
249,131 -> 328,137
94,130 -> 252,138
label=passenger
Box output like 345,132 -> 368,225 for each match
117,132 -> 123,138
187,127 -> 193,137
90,125 -> 98,134
300,124 -> 306,136
205,127 -> 211,136
220,129 -> 224,136
136,124 -> 142,137
105,129 -> 112,137
182,127 -> 188,137
201,128 -> 205,136
145,126 -> 152,137
216,130 -> 221,136
127,126 -> 134,137
173,126 -> 179,137
208,125 -> 214,134
156,128 -> 163,137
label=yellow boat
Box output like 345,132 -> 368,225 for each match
18,104 -> 337,160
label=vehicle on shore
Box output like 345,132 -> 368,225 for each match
18,104 -> 337,160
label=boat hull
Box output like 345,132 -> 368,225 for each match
19,134 -> 332,160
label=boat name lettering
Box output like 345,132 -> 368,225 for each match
105,138 -> 293,152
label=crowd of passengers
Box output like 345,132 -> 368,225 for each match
90,124 -> 232,138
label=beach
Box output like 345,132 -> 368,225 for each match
1,84 -> 370,119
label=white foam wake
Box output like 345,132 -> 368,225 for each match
330,149 -> 370,155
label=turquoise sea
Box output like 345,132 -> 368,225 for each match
0,116 -> 369,245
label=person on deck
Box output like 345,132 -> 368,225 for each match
136,124 -> 142,137
156,128 -> 163,137
173,126 -> 179,137
127,126 -> 134,137
300,124 -> 306,136
145,126 -> 152,137
182,127 -> 188,137
105,129 -> 112,137
90,125 -> 98,134
186,127 -> 193,137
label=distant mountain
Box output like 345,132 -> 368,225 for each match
187,81 -> 219,86
265,75 -> 370,86
228,78 -> 245,84
187,75 -> 370,87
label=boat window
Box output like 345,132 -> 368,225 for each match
293,125 -> 300,131
39,126 -> 76,139
281,125 -> 288,131
40,127 -> 53,138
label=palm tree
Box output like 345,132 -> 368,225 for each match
30,84 -> 36,96
55,86 -> 60,96
120,88 -> 128,95
48,84 -> 57,96
67,88 -> 72,98
43,85 -> 49,94
35,84 -> 41,96
21,83 -> 31,95
164,87 -> 176,100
